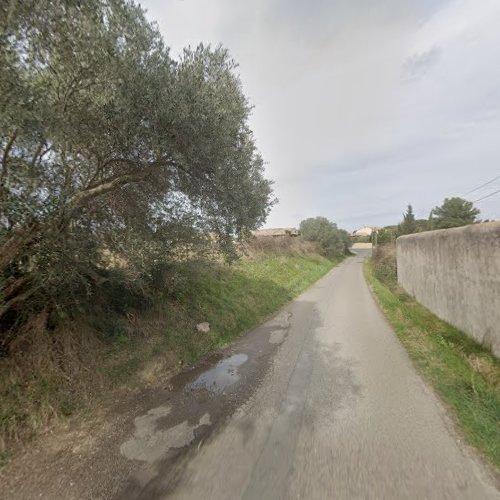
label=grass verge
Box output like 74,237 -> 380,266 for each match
106,253 -> 341,378
1,249 -> 341,457
364,257 -> 500,470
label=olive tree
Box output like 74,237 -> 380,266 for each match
0,0 -> 273,338
299,217 -> 351,258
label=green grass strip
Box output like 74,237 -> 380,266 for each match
1,253 -> 342,459
364,258 -> 500,470
104,254 -> 342,380
161,254 -> 342,363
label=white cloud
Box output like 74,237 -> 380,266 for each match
140,0 -> 500,229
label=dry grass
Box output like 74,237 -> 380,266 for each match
0,316 -> 106,454
467,354 -> 500,389
238,235 -> 319,259
371,242 -> 397,287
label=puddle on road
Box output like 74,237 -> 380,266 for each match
188,353 -> 248,394
121,352 -> 250,464
168,313 -> 290,394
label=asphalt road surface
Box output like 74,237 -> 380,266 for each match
118,251 -> 499,499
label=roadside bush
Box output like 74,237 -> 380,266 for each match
372,243 -> 397,288
375,228 -> 395,244
299,217 -> 351,258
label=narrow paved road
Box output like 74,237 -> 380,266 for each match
119,253 -> 499,499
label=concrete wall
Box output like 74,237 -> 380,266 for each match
397,222 -> 500,357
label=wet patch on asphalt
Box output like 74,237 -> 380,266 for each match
116,308 -> 294,499
120,406 -> 211,464
188,353 -> 249,393
268,311 -> 292,344
269,330 -> 287,344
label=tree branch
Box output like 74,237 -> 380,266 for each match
31,141 -> 45,169
1,129 -> 18,185
67,159 -> 172,209
0,286 -> 37,323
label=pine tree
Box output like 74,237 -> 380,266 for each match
398,204 -> 417,235
431,198 -> 480,229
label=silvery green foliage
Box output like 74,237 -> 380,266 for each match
299,217 -> 351,258
0,0 -> 273,325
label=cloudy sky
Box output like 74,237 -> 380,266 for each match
140,0 -> 500,230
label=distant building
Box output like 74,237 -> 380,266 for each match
352,226 -> 380,238
252,228 -> 300,238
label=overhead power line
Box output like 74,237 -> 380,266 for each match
462,173 -> 500,197
473,188 -> 500,203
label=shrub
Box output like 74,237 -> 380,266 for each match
372,243 -> 397,288
299,217 -> 351,258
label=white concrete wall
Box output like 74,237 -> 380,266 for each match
397,222 -> 500,357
